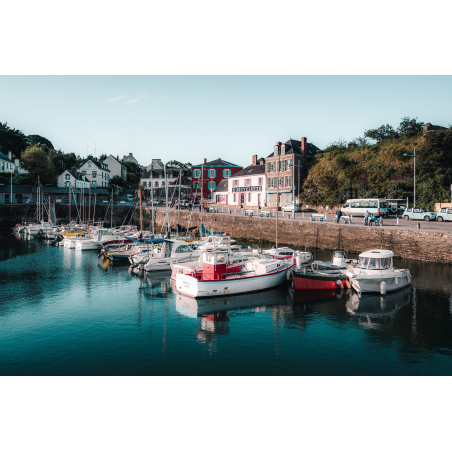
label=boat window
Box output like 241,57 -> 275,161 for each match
175,245 -> 192,253
164,242 -> 173,258
333,251 -> 344,258
368,258 -> 382,269
358,257 -> 369,268
381,257 -> 392,269
217,254 -> 225,263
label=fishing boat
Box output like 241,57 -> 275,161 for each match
345,249 -> 411,295
311,250 -> 352,271
292,266 -> 349,290
175,249 -> 294,298
74,228 -> 118,251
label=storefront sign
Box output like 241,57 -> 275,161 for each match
232,186 -> 262,192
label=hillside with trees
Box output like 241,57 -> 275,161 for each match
301,118 -> 452,210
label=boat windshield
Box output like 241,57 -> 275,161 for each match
358,257 -> 392,269
357,257 -> 369,268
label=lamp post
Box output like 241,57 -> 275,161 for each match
289,160 -> 303,219
403,148 -> 417,207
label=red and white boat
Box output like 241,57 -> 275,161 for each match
175,249 -> 294,298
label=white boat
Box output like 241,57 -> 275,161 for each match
262,247 -> 312,264
175,249 -> 294,298
196,235 -> 240,251
141,239 -> 200,272
311,250 -> 355,272
74,228 -> 118,251
346,249 -> 411,295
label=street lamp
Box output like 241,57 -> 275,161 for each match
403,148 -> 417,207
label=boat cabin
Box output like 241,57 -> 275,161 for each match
357,250 -> 394,270
162,240 -> 196,258
202,250 -> 229,280
332,251 -> 346,266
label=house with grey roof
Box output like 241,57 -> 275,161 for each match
78,157 -> 111,188
57,168 -> 90,189
0,151 -> 14,173
103,155 -> 127,181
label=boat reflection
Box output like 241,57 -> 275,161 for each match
292,288 -> 348,304
346,286 -> 411,328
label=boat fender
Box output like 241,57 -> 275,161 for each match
380,281 -> 387,295
345,281 -> 351,289
336,280 -> 343,289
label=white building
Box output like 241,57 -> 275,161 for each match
0,151 -> 14,173
145,159 -> 164,172
78,157 -> 111,188
57,169 -> 90,189
140,168 -> 189,190
214,155 -> 266,207
103,155 -> 127,180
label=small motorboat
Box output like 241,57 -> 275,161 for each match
292,266 -> 349,290
311,250 -> 353,271
263,247 -> 312,264
346,249 -> 411,295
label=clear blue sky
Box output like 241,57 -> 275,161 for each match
1,76 -> 451,167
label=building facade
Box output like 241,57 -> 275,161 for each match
265,137 -> 316,208
78,157 -> 111,188
103,155 -> 127,180
191,158 -> 242,200
226,155 -> 266,207
123,152 -> 139,165
57,168 -> 90,189
0,151 -> 14,173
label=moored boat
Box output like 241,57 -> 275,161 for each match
292,267 -> 349,290
346,249 -> 411,295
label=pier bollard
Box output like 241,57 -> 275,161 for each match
417,222 -> 420,229
302,212 -> 304,219
397,216 -> 399,225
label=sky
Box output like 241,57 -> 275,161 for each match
1,75 -> 452,168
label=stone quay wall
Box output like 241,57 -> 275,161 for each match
2,205 -> 451,264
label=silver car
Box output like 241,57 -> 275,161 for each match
281,204 -> 301,212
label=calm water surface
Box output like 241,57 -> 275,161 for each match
1,233 -> 452,375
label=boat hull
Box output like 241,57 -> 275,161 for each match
346,269 -> 411,294
176,264 -> 293,298
293,271 -> 348,290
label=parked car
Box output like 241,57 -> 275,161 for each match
403,207 -> 436,221
281,204 -> 301,212
126,194 -> 134,201
436,207 -> 452,222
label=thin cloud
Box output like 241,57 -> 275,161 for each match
126,99 -> 139,104
109,95 -> 127,102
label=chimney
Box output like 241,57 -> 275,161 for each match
218,158 -> 221,165
204,158 -> 207,165
8,151 -> 12,160
252,154 -> 257,166
117,155 -> 119,161
301,137 -> 307,156
129,152 -> 132,157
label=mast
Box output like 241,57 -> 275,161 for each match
37,176 -> 40,222
69,183 -> 71,224
165,164 -> 170,237
48,196 -> 51,222
200,163 -> 203,239
111,187 -> 113,228
139,183 -> 143,236
176,169 -> 181,238
88,184 -> 91,229
151,183 -> 154,236
276,150 -> 280,249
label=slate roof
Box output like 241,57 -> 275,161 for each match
78,158 -> 111,172
193,159 -> 242,168
66,169 -> 90,182
214,179 -> 229,193
0,151 -> 12,162
231,164 -> 265,177
266,139 -> 319,158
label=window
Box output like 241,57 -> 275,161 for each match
193,169 -> 201,178
65,174 -> 70,180
258,177 -> 263,185
92,171 -> 97,177
268,194 -> 274,204
280,160 -> 286,171
175,245 -> 192,253
233,193 -> 237,202
233,180 -> 239,187
82,171 -> 86,175
208,182 -> 216,190
279,177 -> 284,187
88,162 -> 92,167
223,169 -> 231,178
248,193 -> 251,202
285,193 -> 290,203
208,169 -> 216,178
66,181 -> 69,187
245,179 -> 251,186
194,182 -> 200,189
267,162 -> 271,173
266,179 -> 270,188
281,144 -> 285,155
285,176 -> 292,187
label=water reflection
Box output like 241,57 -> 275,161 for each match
346,287 -> 411,328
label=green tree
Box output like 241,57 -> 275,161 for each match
397,117 -> 425,138
21,145 -> 57,184
27,134 -> 54,150
364,124 -> 399,142
166,160 -> 192,168
110,175 -> 127,188
0,122 -> 29,158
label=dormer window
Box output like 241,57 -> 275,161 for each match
88,161 -> 92,167
281,144 -> 285,155
274,145 -> 279,156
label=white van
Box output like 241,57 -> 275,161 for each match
126,194 -> 134,202
341,198 -> 388,218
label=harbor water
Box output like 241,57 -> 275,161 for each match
1,232 -> 452,376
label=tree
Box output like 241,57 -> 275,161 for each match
364,124 -> 399,142
21,145 -> 57,184
353,136 -> 369,147
0,122 -> 29,158
27,134 -> 54,150
123,161 -> 141,174
397,117 -> 425,137
99,153 -> 108,161
166,160 -> 192,168
110,175 -> 127,188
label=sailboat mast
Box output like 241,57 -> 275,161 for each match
176,169 -> 181,238
68,184 -> 71,224
139,183 -> 143,236
200,163 -> 203,239
164,164 -> 169,236
111,187 -> 113,228
88,185 -> 91,229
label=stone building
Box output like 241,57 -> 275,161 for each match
265,137 -> 317,209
